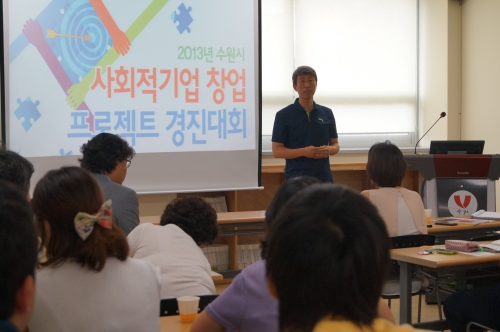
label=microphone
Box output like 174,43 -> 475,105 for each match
414,112 -> 446,154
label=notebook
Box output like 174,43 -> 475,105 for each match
471,210 -> 500,221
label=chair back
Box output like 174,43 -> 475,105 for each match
466,321 -> 500,332
160,294 -> 219,316
391,234 -> 436,249
387,234 -> 436,279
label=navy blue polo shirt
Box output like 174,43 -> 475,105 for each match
272,99 -> 338,182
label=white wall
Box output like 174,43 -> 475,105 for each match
461,0 -> 500,210
418,0 -> 449,146
447,0 -> 462,140
461,0 -> 500,147
138,193 -> 177,216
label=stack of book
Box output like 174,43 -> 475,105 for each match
201,244 -> 228,272
237,243 -> 262,270
202,196 -> 228,212
201,243 -> 263,271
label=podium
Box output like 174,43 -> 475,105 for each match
405,155 -> 500,218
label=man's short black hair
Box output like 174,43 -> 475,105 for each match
292,66 -> 317,86
79,133 -> 135,174
0,150 -> 34,194
265,184 -> 391,331
0,180 -> 38,319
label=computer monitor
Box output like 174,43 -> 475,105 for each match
429,140 -> 485,154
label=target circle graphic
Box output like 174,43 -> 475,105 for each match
60,0 -> 111,79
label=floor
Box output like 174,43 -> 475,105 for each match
385,296 -> 444,326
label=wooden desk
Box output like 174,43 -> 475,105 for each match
217,210 -> 265,224
428,220 -> 500,244
140,211 -> 266,271
391,242 -> 500,324
140,210 -> 265,227
140,211 -> 266,237
160,316 -> 192,332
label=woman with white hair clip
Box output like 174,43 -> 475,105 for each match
29,167 -> 160,332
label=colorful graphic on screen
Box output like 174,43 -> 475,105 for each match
7,0 -> 256,157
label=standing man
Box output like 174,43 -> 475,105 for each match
272,66 -> 340,182
79,133 -> 139,235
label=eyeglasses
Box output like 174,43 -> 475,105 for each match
126,159 -> 132,168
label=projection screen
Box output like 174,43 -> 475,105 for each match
1,0 -> 262,194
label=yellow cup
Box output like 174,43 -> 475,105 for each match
180,313 -> 198,323
177,296 -> 200,323
424,209 -> 432,224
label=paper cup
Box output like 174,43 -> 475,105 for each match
424,209 -> 432,224
177,296 -> 200,323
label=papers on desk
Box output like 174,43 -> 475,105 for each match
479,240 -> 500,253
471,210 -> 500,221
459,251 -> 497,256
440,217 -> 492,226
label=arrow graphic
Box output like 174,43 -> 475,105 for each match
46,29 -> 91,41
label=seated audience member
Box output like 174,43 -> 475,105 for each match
79,133 -> 139,235
444,283 -> 500,332
362,142 -> 428,297
191,177 -> 394,332
128,196 -> 219,299
265,184 -> 424,332
0,181 -> 38,332
0,149 -> 34,198
29,167 -> 160,332
361,141 -> 427,237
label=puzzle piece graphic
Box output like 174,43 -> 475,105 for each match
59,148 -> 74,156
14,97 -> 41,131
170,3 -> 193,34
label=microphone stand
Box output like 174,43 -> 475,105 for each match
414,114 -> 446,154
